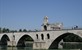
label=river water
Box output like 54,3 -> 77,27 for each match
0,46 -> 81,50
0,46 -> 33,50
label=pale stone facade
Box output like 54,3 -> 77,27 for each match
42,16 -> 63,31
0,29 -> 82,49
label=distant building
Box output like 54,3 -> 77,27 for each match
41,16 -> 63,31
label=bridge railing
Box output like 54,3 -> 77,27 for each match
0,27 -> 82,33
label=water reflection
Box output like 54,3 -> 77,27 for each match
0,45 -> 81,50
0,46 -> 33,50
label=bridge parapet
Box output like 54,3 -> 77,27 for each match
0,29 -> 82,49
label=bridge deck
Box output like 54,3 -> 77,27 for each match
0,28 -> 82,33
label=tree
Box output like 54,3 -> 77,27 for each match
0,27 -> 1,33
14,30 -> 17,32
35,29 -> 38,31
2,28 -> 6,33
2,28 -> 10,33
23,29 -> 27,32
6,28 -> 10,33
19,29 -> 22,32
63,34 -> 82,42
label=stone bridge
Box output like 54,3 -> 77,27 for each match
0,29 -> 82,49
0,16 -> 82,49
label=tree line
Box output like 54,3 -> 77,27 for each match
63,34 -> 82,42
0,27 -> 28,33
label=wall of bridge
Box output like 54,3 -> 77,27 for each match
0,29 -> 82,49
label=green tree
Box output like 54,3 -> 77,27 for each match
63,34 -> 82,42
2,28 -> 6,33
0,27 -> 1,33
10,30 -> 17,33
14,30 -> 17,32
2,28 -> 10,33
19,29 -> 22,32
6,28 -> 10,33
23,29 -> 27,32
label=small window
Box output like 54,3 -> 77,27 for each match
44,25 -> 47,31
41,34 -> 44,40
13,35 -> 15,40
36,34 -> 38,39
47,34 -> 50,39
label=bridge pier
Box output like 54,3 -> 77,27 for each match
33,41 -> 47,49
7,41 -> 16,47
58,40 -> 63,49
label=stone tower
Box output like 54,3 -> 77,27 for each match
42,16 -> 49,31
41,16 -> 63,31
43,16 -> 48,25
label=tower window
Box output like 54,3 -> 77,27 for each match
44,25 -> 47,31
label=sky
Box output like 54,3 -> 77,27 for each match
0,0 -> 82,30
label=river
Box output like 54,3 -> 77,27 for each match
0,46 -> 81,50
0,46 -> 33,50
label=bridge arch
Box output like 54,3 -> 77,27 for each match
0,34 -> 10,45
17,34 -> 34,47
49,32 -> 82,49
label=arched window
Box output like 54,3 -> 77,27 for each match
44,25 -> 47,31
41,34 -> 44,40
36,34 -> 38,39
47,34 -> 50,39
13,35 -> 15,40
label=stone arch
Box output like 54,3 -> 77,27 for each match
1,34 -> 10,45
49,32 -> 82,49
17,34 -> 34,47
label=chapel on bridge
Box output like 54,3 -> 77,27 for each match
41,16 -> 63,31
